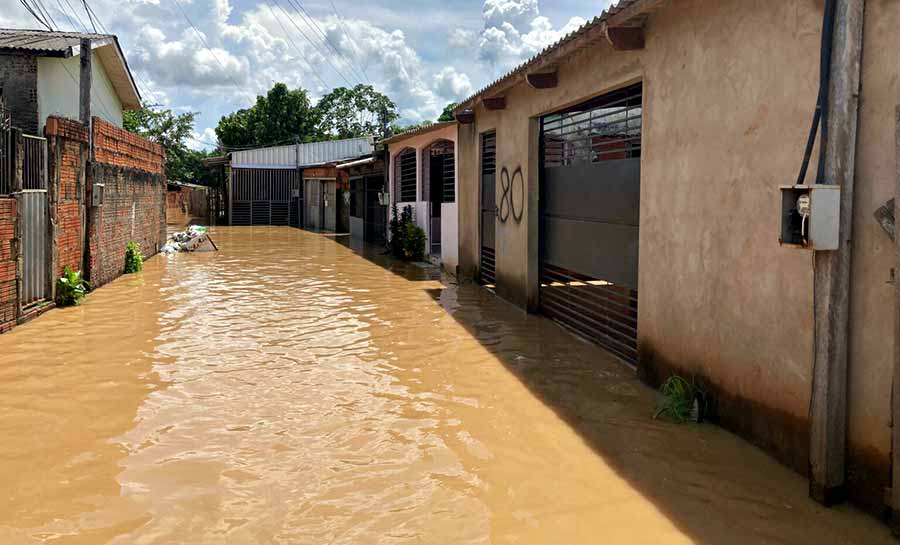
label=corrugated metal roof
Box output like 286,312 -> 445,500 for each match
0,28 -> 141,109
231,136 -> 375,169
0,28 -> 113,55
380,121 -> 456,145
455,0 -> 649,112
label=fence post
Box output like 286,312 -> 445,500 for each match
11,128 -> 23,320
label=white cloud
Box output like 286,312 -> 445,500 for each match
476,0 -> 588,71
131,25 -> 249,89
433,67 -> 473,101
187,127 -> 218,151
448,28 -> 475,49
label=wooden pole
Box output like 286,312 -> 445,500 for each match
808,0 -> 865,506
892,106 -> 900,534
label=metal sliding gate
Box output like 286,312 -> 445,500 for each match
20,135 -> 50,307
231,168 -> 300,226
479,132 -> 496,286
539,83 -> 642,364
364,175 -> 386,244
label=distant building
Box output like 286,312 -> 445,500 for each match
383,122 -> 458,272
0,29 -> 141,134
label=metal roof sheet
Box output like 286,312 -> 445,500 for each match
230,136 -> 375,169
0,28 -> 141,109
0,28 -> 113,54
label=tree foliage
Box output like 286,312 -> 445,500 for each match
215,83 -> 320,149
315,84 -> 399,140
124,106 -> 217,185
438,102 -> 457,122
124,106 -> 201,182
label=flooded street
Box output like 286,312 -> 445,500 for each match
0,226 -> 892,545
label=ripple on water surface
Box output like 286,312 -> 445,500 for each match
0,227 -> 892,545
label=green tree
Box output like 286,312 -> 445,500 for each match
124,106 -> 198,182
315,84 -> 399,140
438,102 -> 457,122
215,83 -> 320,149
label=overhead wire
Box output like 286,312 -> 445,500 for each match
80,0 -> 98,31
329,0 -> 369,81
271,0 -> 355,88
288,0 -> 367,85
262,0 -> 330,90
171,0 -> 244,89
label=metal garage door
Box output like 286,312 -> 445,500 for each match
479,132 -> 496,286
539,83 -> 642,365
231,168 -> 298,226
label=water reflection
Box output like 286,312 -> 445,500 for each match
0,227 -> 891,544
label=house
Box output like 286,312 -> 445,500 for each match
225,136 -> 374,230
0,30 -> 165,335
339,151 -> 388,246
384,121 -> 458,272
0,29 -> 141,135
453,0 -> 896,522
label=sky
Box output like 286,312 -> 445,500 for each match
1,0 -> 617,149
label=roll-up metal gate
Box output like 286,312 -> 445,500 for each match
539,83 -> 642,364
479,132 -> 496,286
230,168 -> 300,226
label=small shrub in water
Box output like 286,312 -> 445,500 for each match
654,375 -> 704,424
125,241 -> 143,273
389,205 -> 426,262
56,265 -> 90,307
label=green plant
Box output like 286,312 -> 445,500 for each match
124,241 -> 143,273
56,265 -> 90,307
654,375 -> 704,424
389,205 -> 426,261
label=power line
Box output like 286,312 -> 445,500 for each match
288,0 -> 366,85
271,0 -> 355,88
80,0 -> 97,32
19,0 -> 53,30
60,0 -> 89,31
329,0 -> 369,82
171,0 -> 244,89
263,0 -> 330,90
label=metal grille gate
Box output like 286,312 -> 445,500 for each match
231,168 -> 300,226
479,132 -> 496,286
539,83 -> 642,364
364,175 -> 386,244
20,135 -> 49,307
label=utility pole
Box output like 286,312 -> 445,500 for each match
808,0 -> 865,506
79,38 -> 92,129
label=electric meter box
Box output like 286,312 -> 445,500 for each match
779,184 -> 840,250
91,183 -> 105,207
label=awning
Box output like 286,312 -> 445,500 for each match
336,156 -> 376,170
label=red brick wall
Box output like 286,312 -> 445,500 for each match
45,116 -> 89,276
0,198 -> 16,333
92,117 -> 164,174
87,161 -> 166,288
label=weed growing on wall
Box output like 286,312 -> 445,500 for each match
56,265 -> 90,307
389,205 -> 426,262
124,242 -> 143,274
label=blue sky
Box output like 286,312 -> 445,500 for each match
1,0 -> 616,149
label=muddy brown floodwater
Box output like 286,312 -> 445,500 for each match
0,227 -> 893,545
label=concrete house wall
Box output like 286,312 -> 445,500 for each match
0,50 -> 124,136
37,54 -> 123,131
387,123 -> 459,271
456,0 -> 897,514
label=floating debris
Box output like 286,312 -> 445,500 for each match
162,226 -> 218,253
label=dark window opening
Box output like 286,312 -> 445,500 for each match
541,82 -> 642,168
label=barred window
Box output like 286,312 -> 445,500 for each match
541,83 -> 642,168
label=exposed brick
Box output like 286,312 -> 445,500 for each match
0,197 -> 16,332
